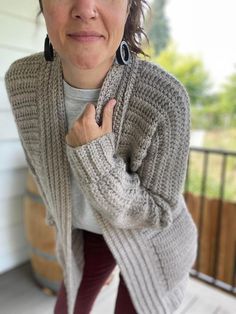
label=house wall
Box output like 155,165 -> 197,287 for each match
0,0 -> 46,273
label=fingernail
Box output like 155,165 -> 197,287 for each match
109,99 -> 116,107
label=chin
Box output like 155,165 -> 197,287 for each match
73,55 -> 105,70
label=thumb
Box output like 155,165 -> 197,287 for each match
102,99 -> 116,132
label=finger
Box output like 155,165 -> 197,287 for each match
79,103 -> 97,127
102,99 -> 116,132
82,103 -> 95,118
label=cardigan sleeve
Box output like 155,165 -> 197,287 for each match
65,83 -> 191,230
4,60 -> 55,227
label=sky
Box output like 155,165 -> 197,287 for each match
149,0 -> 236,91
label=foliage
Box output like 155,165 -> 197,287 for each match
191,105 -> 236,130
218,71 -> 236,115
145,0 -> 170,54
190,71 -> 236,129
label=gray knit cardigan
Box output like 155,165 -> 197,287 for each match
5,51 -> 198,314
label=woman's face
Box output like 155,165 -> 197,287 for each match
41,0 -> 130,71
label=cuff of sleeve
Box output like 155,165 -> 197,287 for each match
66,132 -> 116,184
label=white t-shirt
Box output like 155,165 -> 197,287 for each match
63,80 -> 103,234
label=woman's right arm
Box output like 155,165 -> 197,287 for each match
21,140 -> 55,226
4,59 -> 55,227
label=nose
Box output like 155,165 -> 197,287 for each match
71,0 -> 98,21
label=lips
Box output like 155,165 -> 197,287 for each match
68,31 -> 104,41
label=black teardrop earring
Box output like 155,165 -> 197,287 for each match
44,34 -> 54,62
116,40 -> 131,65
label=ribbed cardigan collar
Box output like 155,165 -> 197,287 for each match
36,52 -> 139,312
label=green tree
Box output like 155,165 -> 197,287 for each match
146,0 -> 170,54
219,71 -> 236,114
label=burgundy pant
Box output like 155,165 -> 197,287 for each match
54,230 -> 137,314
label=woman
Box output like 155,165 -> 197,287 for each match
5,0 -> 198,313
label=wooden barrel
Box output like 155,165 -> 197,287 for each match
23,170 -> 63,294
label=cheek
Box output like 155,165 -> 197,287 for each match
43,8 -> 67,45
107,10 -> 127,41
43,2 -> 66,32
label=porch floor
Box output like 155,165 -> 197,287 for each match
0,262 -> 235,314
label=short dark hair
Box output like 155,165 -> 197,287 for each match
125,0 -> 150,56
38,0 -> 150,57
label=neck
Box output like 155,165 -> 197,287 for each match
61,57 -> 115,89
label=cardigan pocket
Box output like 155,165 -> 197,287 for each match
146,206 -> 198,291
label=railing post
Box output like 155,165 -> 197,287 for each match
195,151 -> 209,273
188,146 -> 236,295
213,154 -> 227,283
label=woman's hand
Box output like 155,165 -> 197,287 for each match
65,99 -> 116,148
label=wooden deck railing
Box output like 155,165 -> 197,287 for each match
184,146 -> 236,296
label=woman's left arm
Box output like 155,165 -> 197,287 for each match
66,84 -> 191,231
